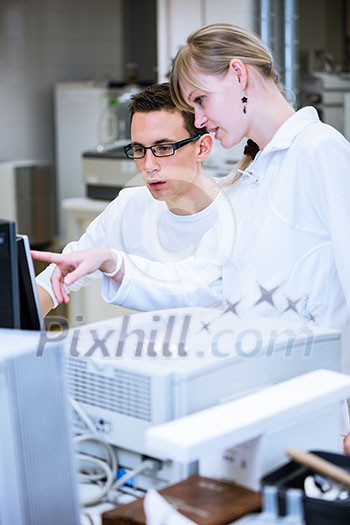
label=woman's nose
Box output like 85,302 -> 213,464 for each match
194,109 -> 208,129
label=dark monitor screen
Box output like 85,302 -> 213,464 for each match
17,234 -> 44,331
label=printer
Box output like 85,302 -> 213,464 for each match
82,141 -> 143,200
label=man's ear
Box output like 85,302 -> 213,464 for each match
228,58 -> 248,89
196,133 -> 213,161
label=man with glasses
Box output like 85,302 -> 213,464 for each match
35,82 -> 231,314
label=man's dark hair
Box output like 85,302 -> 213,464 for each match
129,82 -> 207,137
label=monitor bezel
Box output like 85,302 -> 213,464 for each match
16,234 -> 45,331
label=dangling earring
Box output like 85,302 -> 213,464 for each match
241,93 -> 248,114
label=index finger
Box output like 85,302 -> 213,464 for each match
31,250 -> 62,264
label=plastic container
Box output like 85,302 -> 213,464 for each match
116,83 -> 141,140
98,97 -> 118,145
261,451 -> 350,525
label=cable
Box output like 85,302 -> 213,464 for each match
80,512 -> 95,525
117,485 -> 147,498
107,459 -> 160,505
74,433 -> 117,476
69,395 -> 99,436
112,459 -> 158,491
73,434 -> 118,507
76,453 -> 114,507
69,396 -> 161,508
69,397 -> 119,507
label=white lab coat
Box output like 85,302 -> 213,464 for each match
36,185 -> 233,309
107,107 -> 350,372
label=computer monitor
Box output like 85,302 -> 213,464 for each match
0,220 -> 19,328
17,234 -> 44,330
0,220 -> 44,330
0,329 -> 80,524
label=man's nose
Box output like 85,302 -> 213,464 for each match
143,149 -> 160,172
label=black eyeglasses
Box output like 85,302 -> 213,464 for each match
123,134 -> 201,159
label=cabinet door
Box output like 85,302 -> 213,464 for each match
157,0 -> 203,82
157,0 -> 255,82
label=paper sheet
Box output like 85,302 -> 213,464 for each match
144,489 -> 198,525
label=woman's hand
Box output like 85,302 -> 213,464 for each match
31,248 -> 122,304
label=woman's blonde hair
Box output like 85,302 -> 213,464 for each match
169,23 -> 280,182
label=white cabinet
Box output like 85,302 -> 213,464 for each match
54,83 -> 120,237
63,198 -> 136,327
157,0 -> 256,82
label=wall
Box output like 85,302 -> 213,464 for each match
122,0 -> 157,83
299,0 -> 344,71
0,0 -> 124,165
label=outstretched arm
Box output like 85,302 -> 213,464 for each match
31,248 -> 124,305
33,245 -> 223,312
37,285 -> 55,316
104,250 -> 223,310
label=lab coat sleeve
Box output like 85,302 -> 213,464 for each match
101,200 -> 236,310
101,251 -> 223,310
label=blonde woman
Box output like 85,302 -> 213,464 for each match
168,23 -> 350,366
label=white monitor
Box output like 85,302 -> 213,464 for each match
0,329 -> 80,524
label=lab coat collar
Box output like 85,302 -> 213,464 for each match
263,106 -> 320,154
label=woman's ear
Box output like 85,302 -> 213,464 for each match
196,133 -> 213,161
228,58 -> 248,89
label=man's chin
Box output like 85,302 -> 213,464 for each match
148,188 -> 168,201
